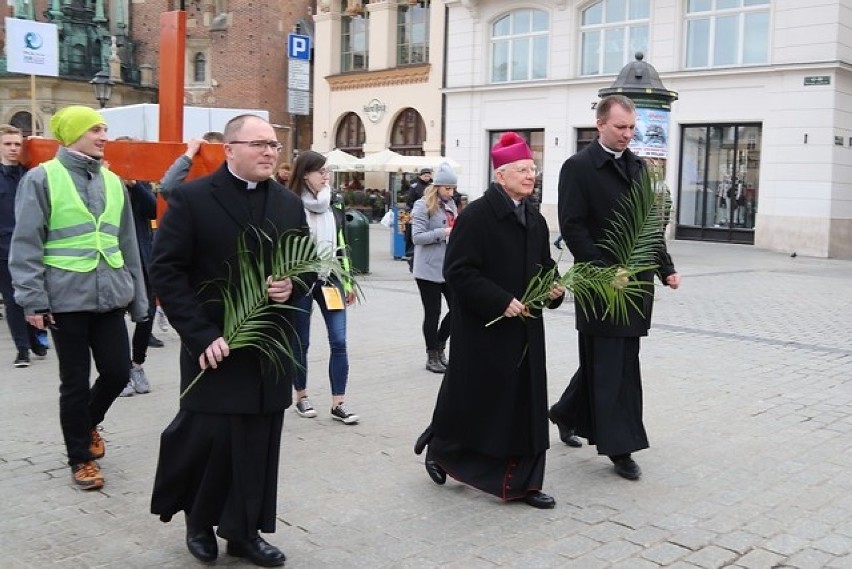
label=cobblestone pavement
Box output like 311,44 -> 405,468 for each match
1,225 -> 850,568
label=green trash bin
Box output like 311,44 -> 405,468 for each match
344,209 -> 370,274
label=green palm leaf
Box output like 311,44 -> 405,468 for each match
487,167 -> 671,327
180,228 -> 358,399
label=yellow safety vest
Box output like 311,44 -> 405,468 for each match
42,159 -> 125,272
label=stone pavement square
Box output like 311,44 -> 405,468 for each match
1,224 -> 851,567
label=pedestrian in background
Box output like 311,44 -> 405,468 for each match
112,136 -> 157,397
404,167 -> 432,269
414,132 -> 564,509
10,106 -> 148,490
549,95 -> 681,481
410,161 -> 458,374
158,131 -> 224,199
287,150 -> 359,425
1,124 -> 47,367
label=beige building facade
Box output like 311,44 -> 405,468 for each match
312,0 -> 446,173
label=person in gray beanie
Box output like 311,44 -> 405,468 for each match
410,162 -> 458,373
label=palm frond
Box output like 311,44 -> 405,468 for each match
486,167 -> 671,327
180,228 -> 358,399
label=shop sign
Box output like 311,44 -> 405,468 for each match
804,76 -> 830,86
364,99 -> 387,123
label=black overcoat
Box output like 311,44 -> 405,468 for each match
558,141 -> 675,337
149,164 -> 310,414
430,183 -> 562,458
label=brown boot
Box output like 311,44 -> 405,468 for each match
425,350 -> 446,374
437,342 -> 449,367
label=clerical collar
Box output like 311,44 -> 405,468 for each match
598,140 -> 625,160
227,165 -> 259,189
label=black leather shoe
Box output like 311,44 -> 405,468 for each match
148,334 -> 165,348
414,428 -> 432,455
226,535 -> 286,567
425,459 -> 446,485
611,455 -> 641,480
185,515 -> 217,563
523,491 -> 556,509
548,408 -> 582,448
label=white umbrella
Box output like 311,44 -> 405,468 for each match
355,148 -> 403,172
324,148 -> 361,172
385,154 -> 463,174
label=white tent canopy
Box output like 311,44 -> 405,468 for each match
324,148 -> 361,172
354,149 -> 463,173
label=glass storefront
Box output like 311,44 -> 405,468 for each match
676,123 -> 761,244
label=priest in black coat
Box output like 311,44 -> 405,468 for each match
149,115 -> 309,567
415,132 -> 564,510
550,95 -> 681,481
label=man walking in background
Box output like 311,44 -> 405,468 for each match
1,124 -> 47,367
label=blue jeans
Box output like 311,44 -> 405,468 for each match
292,284 -> 349,396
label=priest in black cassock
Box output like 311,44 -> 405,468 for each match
149,114 -> 310,567
414,132 -> 564,510
550,95 -> 681,481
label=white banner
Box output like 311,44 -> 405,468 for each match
5,18 -> 59,77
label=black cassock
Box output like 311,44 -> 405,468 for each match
148,165 -> 309,540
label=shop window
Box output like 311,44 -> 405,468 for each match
335,112 -> 366,157
397,0 -> 430,66
576,127 -> 598,153
488,130 -> 545,206
677,123 -> 760,242
390,108 -> 426,156
685,0 -> 769,68
341,0 -> 369,72
490,9 -> 549,83
580,0 -> 649,76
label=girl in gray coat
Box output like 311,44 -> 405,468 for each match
411,162 -> 458,373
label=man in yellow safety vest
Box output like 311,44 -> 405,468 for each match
9,105 -> 148,491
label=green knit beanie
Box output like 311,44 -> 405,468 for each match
50,105 -> 106,145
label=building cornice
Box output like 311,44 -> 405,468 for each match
442,60 -> 852,95
326,64 -> 431,91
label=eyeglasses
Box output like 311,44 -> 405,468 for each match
508,165 -> 538,176
312,167 -> 331,176
227,140 -> 283,152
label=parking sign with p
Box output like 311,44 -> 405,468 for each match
288,34 -> 311,61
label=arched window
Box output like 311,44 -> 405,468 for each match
490,9 -> 549,83
10,111 -> 40,137
193,52 -> 207,83
335,112 -> 366,157
580,0 -> 649,76
69,44 -> 88,77
390,108 -> 426,156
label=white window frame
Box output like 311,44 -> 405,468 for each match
489,8 -> 550,84
579,0 -> 650,76
684,0 -> 770,69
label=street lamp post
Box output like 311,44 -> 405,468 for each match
90,70 -> 115,109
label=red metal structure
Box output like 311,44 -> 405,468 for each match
20,11 -> 224,219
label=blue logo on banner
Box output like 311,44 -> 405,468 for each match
25,32 -> 43,50
288,34 -> 311,60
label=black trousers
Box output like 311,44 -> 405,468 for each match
52,309 -> 131,466
131,269 -> 156,365
415,278 -> 451,351
0,259 -> 39,352
551,333 -> 648,457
